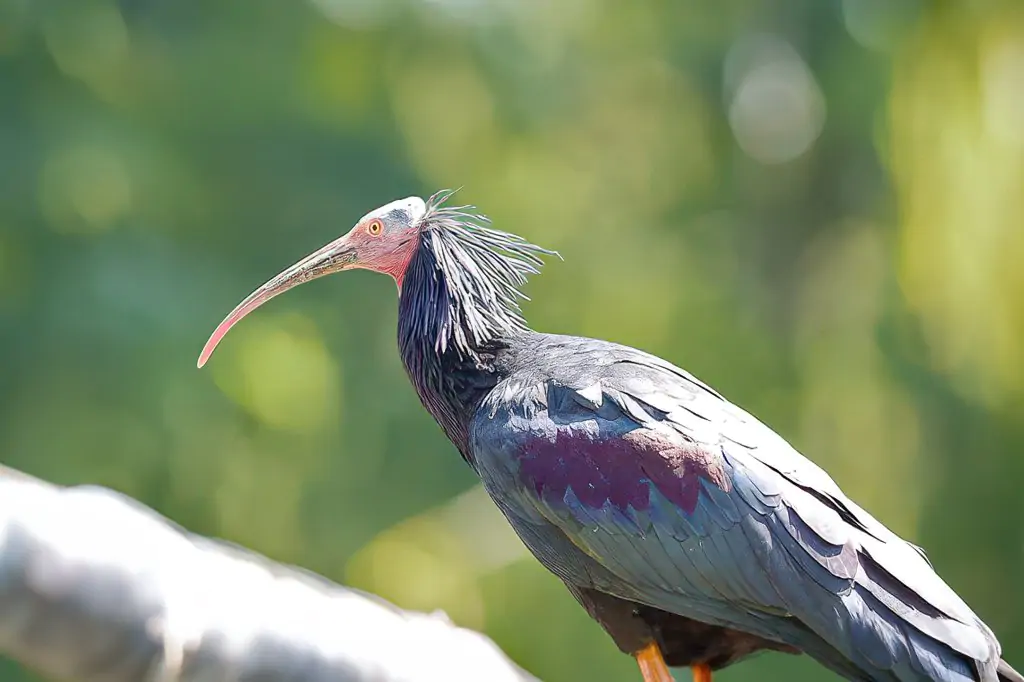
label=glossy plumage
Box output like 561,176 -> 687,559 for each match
466,333 -> 1013,681
200,192 -> 1020,682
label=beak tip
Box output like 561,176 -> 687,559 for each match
197,343 -> 215,369
198,322 -> 233,369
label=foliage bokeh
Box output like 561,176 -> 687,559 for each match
1,1 -> 1023,680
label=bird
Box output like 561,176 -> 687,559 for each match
198,190 -> 1020,682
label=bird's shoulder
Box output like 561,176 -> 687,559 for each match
483,332 -> 776,465
493,332 -> 725,404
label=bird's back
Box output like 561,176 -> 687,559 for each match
467,332 -> 1017,682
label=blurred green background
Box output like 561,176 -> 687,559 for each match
2,0 -> 1023,680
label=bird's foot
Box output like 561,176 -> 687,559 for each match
634,644 -> 712,682
635,641 -> 674,682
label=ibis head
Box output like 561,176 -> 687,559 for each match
197,196 -> 427,368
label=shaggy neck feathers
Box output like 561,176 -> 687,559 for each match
396,192 -> 554,454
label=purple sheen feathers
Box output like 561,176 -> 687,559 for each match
517,428 -> 731,516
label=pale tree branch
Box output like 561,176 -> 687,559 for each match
0,466 -> 540,682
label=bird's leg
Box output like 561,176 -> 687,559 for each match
635,641 -> 674,682
634,646 -> 712,682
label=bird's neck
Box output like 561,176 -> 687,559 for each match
396,243 -> 525,460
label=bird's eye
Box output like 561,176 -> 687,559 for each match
367,220 -> 383,236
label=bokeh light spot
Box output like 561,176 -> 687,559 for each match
726,34 -> 826,165
42,0 -> 128,85
842,0 -> 921,53
211,313 -> 341,434
39,145 -> 132,234
982,37 -> 1024,147
390,57 -> 498,181
346,516 -> 486,631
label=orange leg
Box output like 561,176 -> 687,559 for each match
635,643 -> 713,682
635,642 -> 674,682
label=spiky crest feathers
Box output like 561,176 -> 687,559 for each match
401,189 -> 558,359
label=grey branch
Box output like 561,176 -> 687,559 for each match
0,466 -> 540,682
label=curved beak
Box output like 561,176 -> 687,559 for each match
197,235 -> 357,368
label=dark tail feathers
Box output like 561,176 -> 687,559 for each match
999,659 -> 1024,682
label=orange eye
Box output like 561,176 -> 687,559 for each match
367,220 -> 383,236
